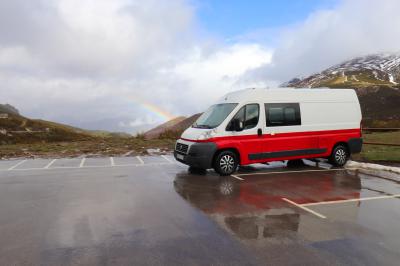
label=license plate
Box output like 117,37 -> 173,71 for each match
176,154 -> 184,160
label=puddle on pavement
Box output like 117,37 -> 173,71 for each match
172,165 -> 400,263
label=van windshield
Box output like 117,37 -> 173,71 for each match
192,103 -> 238,129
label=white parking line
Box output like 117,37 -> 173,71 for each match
136,156 -> 144,165
302,194 -> 400,206
161,155 -> 174,163
235,168 -> 344,177
44,159 -> 57,169
8,160 -> 27,170
2,162 -> 175,172
110,157 -> 115,166
231,174 -> 244,181
79,158 -> 86,168
282,198 -> 327,219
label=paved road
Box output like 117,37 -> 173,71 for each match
0,156 -> 400,265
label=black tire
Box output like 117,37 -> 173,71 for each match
329,144 -> 349,167
213,150 -> 238,176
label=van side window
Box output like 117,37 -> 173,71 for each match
227,104 -> 259,131
265,103 -> 301,127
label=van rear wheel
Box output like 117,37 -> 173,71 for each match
329,144 -> 349,167
214,150 -> 238,176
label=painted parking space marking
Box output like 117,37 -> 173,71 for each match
13,159 -> 53,170
79,158 -> 86,168
302,194 -> 400,207
44,159 -> 57,169
0,160 -> 24,170
1,161 -> 175,172
231,174 -> 244,181
234,168 -> 344,178
7,160 -> 27,170
282,197 -> 327,219
282,193 -> 400,219
161,155 -> 174,163
136,156 -> 144,165
0,156 -> 179,172
51,158 -> 82,168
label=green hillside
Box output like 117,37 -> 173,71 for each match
315,71 -> 398,88
0,112 -> 95,144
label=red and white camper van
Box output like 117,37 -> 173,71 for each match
174,88 -> 363,175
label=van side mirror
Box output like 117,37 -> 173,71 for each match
232,119 -> 244,131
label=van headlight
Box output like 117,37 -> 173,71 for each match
197,129 -> 217,140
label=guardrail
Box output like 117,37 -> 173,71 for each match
363,128 -> 400,131
363,142 -> 400,146
363,128 -> 400,146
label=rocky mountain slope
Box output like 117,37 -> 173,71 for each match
283,54 -> 400,126
0,104 -> 19,115
284,54 -> 400,88
144,116 -> 186,139
144,113 -> 201,139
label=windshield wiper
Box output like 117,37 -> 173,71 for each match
192,124 -> 212,129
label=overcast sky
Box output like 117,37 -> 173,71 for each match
1,0 -> 399,133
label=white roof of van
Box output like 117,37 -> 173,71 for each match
218,87 -> 358,103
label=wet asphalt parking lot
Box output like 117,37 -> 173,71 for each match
0,156 -> 400,265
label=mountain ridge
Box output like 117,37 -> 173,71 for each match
283,53 -> 400,88
144,114 -> 202,139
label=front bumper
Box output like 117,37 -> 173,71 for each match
174,141 -> 217,169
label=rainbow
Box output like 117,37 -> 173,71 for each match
139,102 -> 176,121
127,96 -> 176,121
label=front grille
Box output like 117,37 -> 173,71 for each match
175,142 -> 189,154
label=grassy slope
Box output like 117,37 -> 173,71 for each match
317,72 -> 397,88
0,114 -> 95,144
0,113 -> 130,144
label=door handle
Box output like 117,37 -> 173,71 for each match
257,128 -> 262,136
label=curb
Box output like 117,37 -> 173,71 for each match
345,160 -> 400,182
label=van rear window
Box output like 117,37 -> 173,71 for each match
265,103 -> 301,127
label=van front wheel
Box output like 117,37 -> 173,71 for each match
329,144 -> 349,167
214,151 -> 238,176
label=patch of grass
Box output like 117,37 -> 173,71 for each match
0,137 -> 177,159
363,131 -> 400,144
353,131 -> 400,162
358,145 -> 400,162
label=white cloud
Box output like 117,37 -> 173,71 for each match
248,0 -> 400,83
162,43 -> 272,113
0,0 -> 272,133
1,0 -> 398,134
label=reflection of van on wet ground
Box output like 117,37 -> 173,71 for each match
174,88 -> 363,175
173,169 -> 362,242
